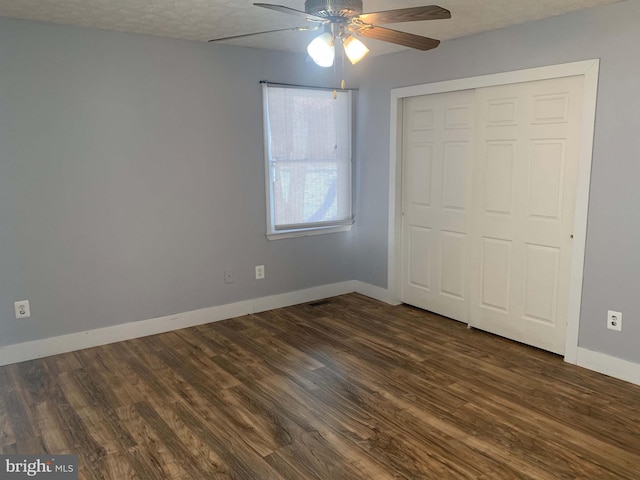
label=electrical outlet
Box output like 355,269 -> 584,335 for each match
255,265 -> 265,280
14,300 -> 31,319
607,310 -> 622,331
224,269 -> 234,284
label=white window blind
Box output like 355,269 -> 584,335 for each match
262,83 -> 353,237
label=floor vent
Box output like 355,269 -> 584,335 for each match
307,300 -> 332,307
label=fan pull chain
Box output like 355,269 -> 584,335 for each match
340,40 -> 347,91
332,41 -> 347,99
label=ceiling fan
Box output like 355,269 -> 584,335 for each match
208,1 -> 451,67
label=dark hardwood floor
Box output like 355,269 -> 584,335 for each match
2,293 -> 640,479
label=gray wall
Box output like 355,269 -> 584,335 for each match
353,0 -> 640,363
0,18 -> 356,346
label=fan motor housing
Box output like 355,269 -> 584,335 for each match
305,0 -> 363,18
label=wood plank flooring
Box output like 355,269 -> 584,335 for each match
2,293 -> 640,479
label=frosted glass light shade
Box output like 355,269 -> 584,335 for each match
307,32 -> 335,68
343,35 -> 369,64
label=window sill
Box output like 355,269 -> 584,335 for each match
267,224 -> 353,240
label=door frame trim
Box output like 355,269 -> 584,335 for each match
387,59 -> 600,363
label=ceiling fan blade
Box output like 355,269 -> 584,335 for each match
357,6 -> 451,25
356,26 -> 440,51
208,26 -> 318,43
253,3 -> 328,23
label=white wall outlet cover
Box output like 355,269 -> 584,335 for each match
607,310 -> 622,331
255,265 -> 265,280
224,270 -> 234,284
14,300 -> 31,319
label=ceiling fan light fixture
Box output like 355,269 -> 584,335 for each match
307,32 -> 335,67
210,3 -> 449,65
342,35 -> 369,64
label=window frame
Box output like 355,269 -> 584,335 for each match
262,82 -> 354,240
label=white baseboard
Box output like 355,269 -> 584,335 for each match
6,283 -> 637,389
253,281 -> 355,313
574,347 -> 640,387
0,299 -> 253,366
354,281 -> 397,305
0,280 -> 367,366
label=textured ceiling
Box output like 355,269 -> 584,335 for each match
0,0 -> 622,56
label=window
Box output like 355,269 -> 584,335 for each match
262,83 -> 353,239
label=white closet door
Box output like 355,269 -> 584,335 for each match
469,75 -> 584,354
401,90 -> 475,322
